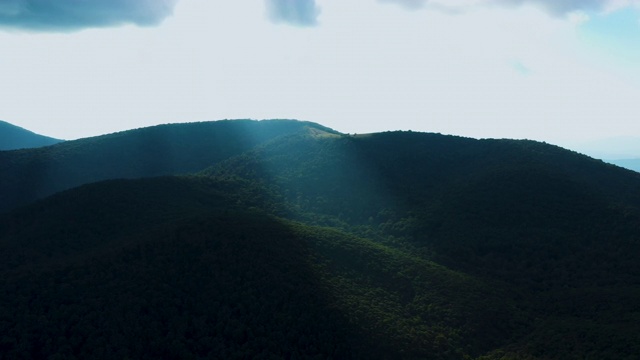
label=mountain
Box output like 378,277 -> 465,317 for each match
607,158 -> 640,172
0,120 -> 62,150
0,119 -> 335,213
204,129 -> 640,358
2,120 -> 640,359
0,176 -> 518,359
565,137 -> 640,172
567,136 -> 640,160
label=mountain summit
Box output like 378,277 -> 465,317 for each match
0,120 -> 63,150
0,119 -> 334,213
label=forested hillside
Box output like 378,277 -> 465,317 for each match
0,120 -> 334,213
1,120 -> 640,359
0,120 -> 62,151
0,176 -> 521,359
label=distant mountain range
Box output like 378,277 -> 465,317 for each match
0,119 -> 335,213
1,119 -> 639,359
567,137 -> 640,172
0,120 -> 63,150
607,158 -> 640,172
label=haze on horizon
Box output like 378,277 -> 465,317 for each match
1,0 -> 640,149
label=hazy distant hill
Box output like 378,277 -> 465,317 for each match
0,120 -> 62,150
569,136 -> 640,160
566,137 -> 640,172
2,120 -> 640,359
0,119 -> 335,213
608,158 -> 640,172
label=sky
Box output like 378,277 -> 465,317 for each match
1,0 -> 640,149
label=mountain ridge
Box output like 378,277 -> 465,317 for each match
2,119 -> 640,358
0,119 -> 336,213
0,120 -> 63,150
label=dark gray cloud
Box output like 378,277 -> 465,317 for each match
265,0 -> 320,27
0,0 -> 177,31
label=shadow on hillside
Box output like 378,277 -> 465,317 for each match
0,194 -> 376,358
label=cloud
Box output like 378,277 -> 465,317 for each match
265,0 -> 320,27
510,60 -> 533,75
568,10 -> 591,24
495,0 -> 608,15
380,0 -> 640,16
0,0 -> 177,31
378,0 -> 428,10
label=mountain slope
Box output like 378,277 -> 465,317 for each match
206,130 -> 640,230
0,120 -> 62,150
3,122 -> 640,358
0,176 -> 519,359
0,183 -> 358,358
203,130 -> 640,358
0,119 -> 335,213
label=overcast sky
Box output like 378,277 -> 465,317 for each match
1,0 -> 640,147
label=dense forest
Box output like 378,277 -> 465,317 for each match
0,120 -> 335,213
1,119 -> 639,359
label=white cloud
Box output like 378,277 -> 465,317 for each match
2,1 -> 640,144
568,11 -> 591,24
